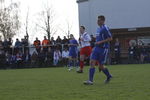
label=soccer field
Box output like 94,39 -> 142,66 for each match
0,64 -> 150,100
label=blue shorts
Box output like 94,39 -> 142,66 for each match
69,50 -> 78,58
90,47 -> 109,65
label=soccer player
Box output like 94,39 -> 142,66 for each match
84,15 -> 112,85
77,26 -> 92,73
68,34 -> 79,71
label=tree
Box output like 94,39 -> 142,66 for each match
0,0 -> 20,40
59,19 -> 73,39
25,7 -> 29,42
36,4 -> 58,40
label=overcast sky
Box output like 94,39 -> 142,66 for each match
4,0 -> 79,42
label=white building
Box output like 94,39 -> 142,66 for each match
77,0 -> 150,34
77,0 -> 150,58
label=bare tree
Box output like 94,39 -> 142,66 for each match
0,1 -> 20,40
60,19 -> 73,38
25,7 -> 29,42
36,4 -> 58,40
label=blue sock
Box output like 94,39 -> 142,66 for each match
102,68 -> 111,78
89,67 -> 95,82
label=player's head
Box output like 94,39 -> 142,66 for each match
70,34 -> 74,39
97,15 -> 105,26
80,26 -> 85,34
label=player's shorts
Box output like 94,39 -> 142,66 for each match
80,46 -> 92,56
90,47 -> 109,65
69,50 -> 78,58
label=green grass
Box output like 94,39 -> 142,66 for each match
0,64 -> 150,100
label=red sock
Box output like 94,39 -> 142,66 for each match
80,61 -> 84,70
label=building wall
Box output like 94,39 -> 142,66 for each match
78,0 -> 150,35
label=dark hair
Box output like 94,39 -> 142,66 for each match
98,15 -> 105,21
80,26 -> 85,30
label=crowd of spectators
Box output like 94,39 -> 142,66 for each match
0,35 -> 150,69
0,35 -> 72,69
128,45 -> 150,64
113,38 -> 150,64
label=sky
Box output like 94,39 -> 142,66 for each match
4,0 -> 79,42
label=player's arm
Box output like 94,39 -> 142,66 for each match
80,34 -> 91,42
95,37 -> 112,45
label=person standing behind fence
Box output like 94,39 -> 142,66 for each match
56,36 -> 62,51
62,48 -> 69,67
53,49 -> 61,66
0,39 -> 3,52
15,39 -> 21,54
34,37 -> 41,54
42,36 -> 49,54
128,44 -> 136,64
8,38 -> 13,54
114,38 -> 121,64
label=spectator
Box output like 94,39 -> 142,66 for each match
46,48 -> 53,65
7,38 -> 13,54
20,39 -> 24,52
33,37 -> 41,54
62,36 -> 69,44
62,48 -> 69,67
0,50 -> 6,69
56,36 -> 62,44
134,45 -> 142,63
42,36 -> 49,54
62,36 -> 69,49
3,39 -> 9,53
23,50 -> 31,63
56,36 -> 62,51
140,46 -> 147,63
50,37 -> 56,45
23,50 -> 31,68
38,50 -> 46,67
114,38 -> 121,64
5,51 -> 11,68
15,38 -> 21,53
22,36 -> 29,53
0,38 -> 3,52
128,44 -> 136,64
53,49 -> 61,66
16,51 -> 23,68
10,53 -> 17,68
31,51 -> 38,67
50,37 -> 56,51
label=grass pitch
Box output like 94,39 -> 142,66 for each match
0,64 -> 150,100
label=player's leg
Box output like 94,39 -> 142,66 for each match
77,47 -> 85,73
68,57 -> 73,71
99,49 -> 112,83
77,54 -> 85,73
83,59 -> 96,85
84,47 -> 98,85
99,64 -> 112,83
78,46 -> 92,73
73,58 -> 79,71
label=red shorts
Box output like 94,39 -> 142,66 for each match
80,46 -> 92,56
